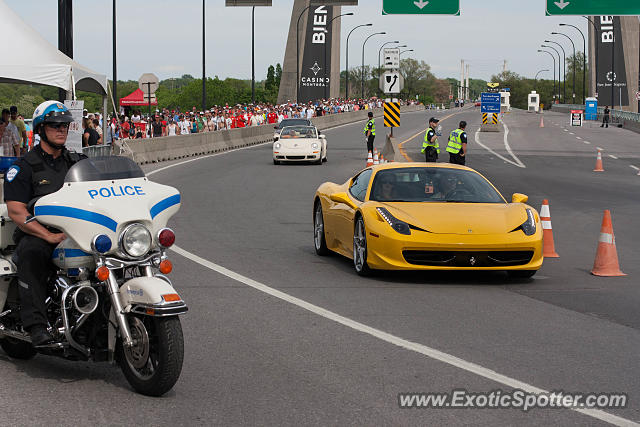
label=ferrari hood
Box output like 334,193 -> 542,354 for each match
379,202 -> 529,235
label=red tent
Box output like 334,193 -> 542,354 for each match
119,88 -> 157,106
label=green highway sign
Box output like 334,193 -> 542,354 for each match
545,0 -> 640,16
382,0 -> 460,16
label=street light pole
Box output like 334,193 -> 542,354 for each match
544,40 -> 566,101
112,0 -> 117,114
346,23 -> 372,100
324,12 -> 353,100
542,45 -> 561,101
362,31 -> 386,99
252,6 -> 255,105
399,49 -> 413,58
202,0 -> 206,111
552,31 -> 576,102
538,50 -> 557,103
583,16 -> 599,99
535,69 -> 549,92
561,23 -> 586,104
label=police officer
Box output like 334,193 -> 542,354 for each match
422,117 -> 440,162
446,121 -> 468,165
3,101 -> 86,346
363,111 -> 375,154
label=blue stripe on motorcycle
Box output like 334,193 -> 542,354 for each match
34,205 -> 118,232
150,194 -> 181,219
52,248 -> 92,259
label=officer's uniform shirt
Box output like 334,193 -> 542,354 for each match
426,128 -> 436,145
366,120 -> 374,135
460,130 -> 468,146
4,145 -> 75,205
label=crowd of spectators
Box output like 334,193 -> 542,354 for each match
0,106 -> 28,156
104,97 -> 417,142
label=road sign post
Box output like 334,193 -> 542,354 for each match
139,73 -> 159,118
382,0 -> 460,15
480,92 -> 501,133
545,0 -> 640,15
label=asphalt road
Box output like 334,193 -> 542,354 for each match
1,108 -> 639,426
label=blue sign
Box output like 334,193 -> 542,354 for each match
481,92 -> 501,113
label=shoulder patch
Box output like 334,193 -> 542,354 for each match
5,166 -> 20,182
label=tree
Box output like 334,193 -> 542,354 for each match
275,63 -> 283,88
265,65 -> 276,91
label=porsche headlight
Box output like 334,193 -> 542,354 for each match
376,207 -> 411,235
120,223 -> 152,257
311,142 -> 319,150
520,209 -> 537,236
274,142 -> 281,150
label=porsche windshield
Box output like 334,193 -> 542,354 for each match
370,168 -> 505,203
64,156 -> 146,182
279,126 -> 317,139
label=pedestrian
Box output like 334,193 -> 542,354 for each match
422,117 -> 440,162
600,105 -> 610,128
82,118 -> 101,147
9,106 -> 27,155
167,120 -> 177,136
363,111 -> 375,154
446,121 -> 468,165
151,115 -> 163,138
1,108 -> 20,156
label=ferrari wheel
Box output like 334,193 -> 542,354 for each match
507,270 -> 537,279
353,216 -> 372,276
314,202 -> 329,255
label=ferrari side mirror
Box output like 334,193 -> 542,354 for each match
511,193 -> 528,203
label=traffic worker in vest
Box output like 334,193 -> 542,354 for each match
422,117 -> 440,162
363,111 -> 375,153
446,120 -> 468,165
3,100 -> 87,346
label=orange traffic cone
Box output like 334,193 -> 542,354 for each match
540,199 -> 559,258
593,150 -> 604,172
540,116 -> 544,128
591,210 -> 626,276
379,154 -> 384,163
373,151 -> 379,165
366,151 -> 373,167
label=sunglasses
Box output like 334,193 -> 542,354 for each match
47,123 -> 70,130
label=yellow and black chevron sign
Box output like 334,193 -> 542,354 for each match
384,102 -> 400,127
482,113 -> 488,124
482,113 -> 499,124
491,113 -> 498,124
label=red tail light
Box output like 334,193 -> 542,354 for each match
158,228 -> 175,248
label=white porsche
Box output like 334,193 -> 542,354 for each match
273,125 -> 327,165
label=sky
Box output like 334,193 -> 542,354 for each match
5,0 -> 588,83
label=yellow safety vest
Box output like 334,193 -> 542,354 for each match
421,128 -> 439,153
446,128 -> 464,154
363,119 -> 375,136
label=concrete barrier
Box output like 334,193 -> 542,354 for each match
116,105 -> 424,164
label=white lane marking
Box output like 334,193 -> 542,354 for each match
583,141 -> 591,144
608,154 -> 618,160
563,129 -> 568,132
500,118 -> 526,168
630,165 -> 640,171
597,147 -> 604,151
170,244 -> 638,427
474,129 -> 524,168
569,132 -> 575,135
576,136 -> 582,140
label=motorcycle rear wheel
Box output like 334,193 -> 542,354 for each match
0,337 -> 37,360
117,315 -> 184,397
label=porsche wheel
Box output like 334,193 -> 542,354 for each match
314,202 -> 329,255
273,159 -> 279,165
353,216 -> 372,276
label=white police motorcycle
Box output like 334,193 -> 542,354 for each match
0,156 -> 187,396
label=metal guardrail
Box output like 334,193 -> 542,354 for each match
82,144 -> 113,157
551,104 -> 640,123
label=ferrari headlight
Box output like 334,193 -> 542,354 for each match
521,209 -> 536,236
274,142 -> 281,150
376,207 -> 411,235
120,223 -> 152,257
311,142 -> 319,150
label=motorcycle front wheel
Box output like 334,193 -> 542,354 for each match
117,315 -> 184,397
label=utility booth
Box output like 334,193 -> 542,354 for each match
585,97 -> 598,120
500,90 -> 511,112
528,91 -> 540,113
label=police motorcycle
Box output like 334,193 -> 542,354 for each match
0,155 -> 187,396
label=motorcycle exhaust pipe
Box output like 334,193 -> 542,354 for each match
72,286 -> 99,315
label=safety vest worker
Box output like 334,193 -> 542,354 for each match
422,117 -> 440,162
446,121 -> 468,165
363,111 -> 375,154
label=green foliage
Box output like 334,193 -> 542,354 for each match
490,70 -> 556,110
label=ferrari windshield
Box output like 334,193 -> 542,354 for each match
279,126 -> 317,139
64,156 -> 145,182
370,167 -> 505,203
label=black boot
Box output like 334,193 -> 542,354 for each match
29,325 -> 54,346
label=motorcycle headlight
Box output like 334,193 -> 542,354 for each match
120,223 -> 152,257
311,142 -> 319,150
520,209 -> 537,236
376,207 -> 411,235
274,142 -> 281,150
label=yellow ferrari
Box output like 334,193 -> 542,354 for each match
313,163 -> 543,277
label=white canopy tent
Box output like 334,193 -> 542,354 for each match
0,0 -> 108,102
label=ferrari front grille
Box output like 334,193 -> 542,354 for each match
402,251 -> 534,267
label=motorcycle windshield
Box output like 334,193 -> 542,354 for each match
65,156 -> 145,183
